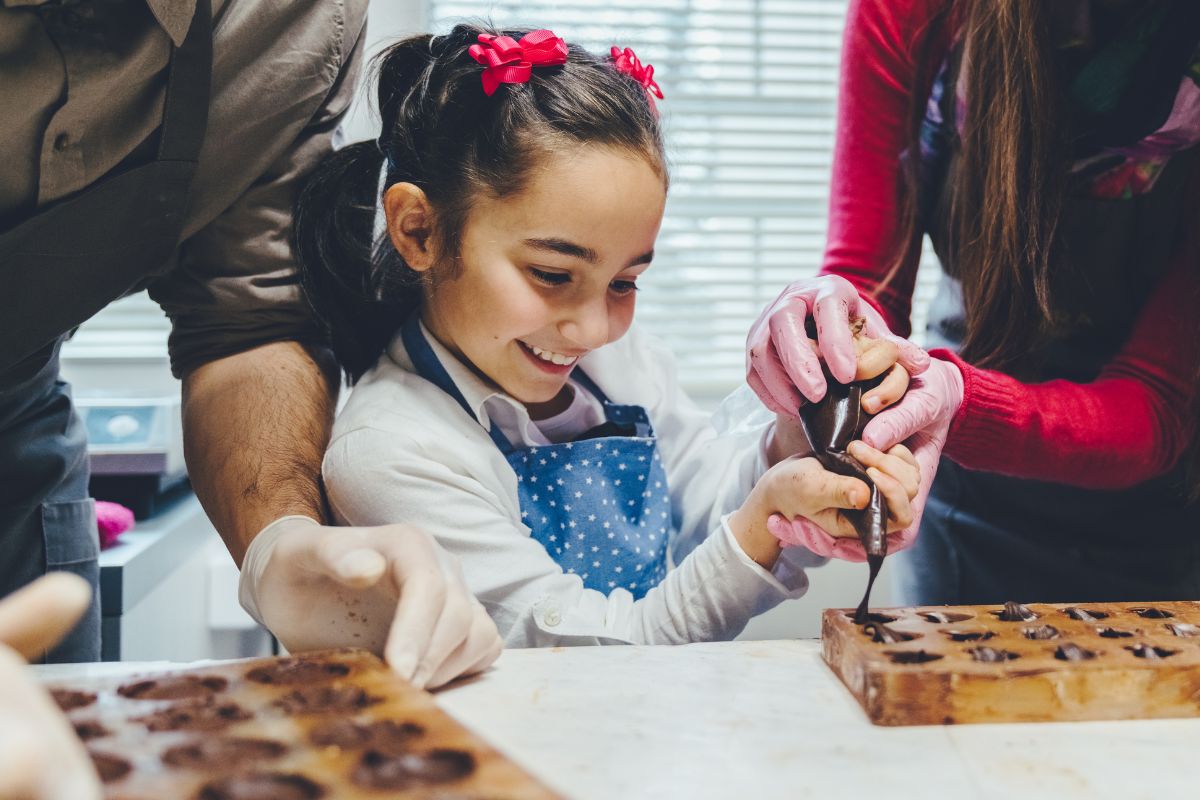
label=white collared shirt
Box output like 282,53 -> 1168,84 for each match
323,322 -> 824,647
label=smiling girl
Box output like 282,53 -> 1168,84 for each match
294,25 -> 920,647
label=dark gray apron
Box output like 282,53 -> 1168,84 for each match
0,0 -> 211,661
896,48 -> 1200,605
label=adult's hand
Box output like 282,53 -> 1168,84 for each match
0,573 -> 103,800
239,517 -> 502,689
768,357 -> 963,561
746,274 -> 929,414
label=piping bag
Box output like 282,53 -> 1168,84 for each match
797,319 -> 888,624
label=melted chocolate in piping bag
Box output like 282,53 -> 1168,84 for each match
798,360 -> 888,624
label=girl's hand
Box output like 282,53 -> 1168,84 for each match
728,457 -> 871,569
764,441 -> 922,563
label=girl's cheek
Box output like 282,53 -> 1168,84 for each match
607,298 -> 637,345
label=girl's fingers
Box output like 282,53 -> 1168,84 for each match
862,362 -> 910,413
805,507 -> 862,540
886,442 -> 919,471
853,338 -> 900,382
866,467 -> 914,530
848,441 -> 920,499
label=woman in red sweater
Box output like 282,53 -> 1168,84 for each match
749,0 -> 1200,603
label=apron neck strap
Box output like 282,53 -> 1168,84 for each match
158,0 -> 211,164
399,315 -> 516,453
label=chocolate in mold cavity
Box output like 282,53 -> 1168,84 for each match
861,623 -> 917,644
162,737 -> 288,769
1097,627 -> 1134,639
73,720 -> 109,741
351,748 -> 475,791
1129,607 -> 1175,619
922,611 -> 973,624
309,719 -> 425,752
196,772 -> 325,800
1126,644 -> 1178,659
844,611 -> 898,624
994,601 -> 1038,622
245,656 -> 351,686
136,697 -> 252,732
88,751 -> 131,783
797,326 -> 889,625
943,630 -> 995,642
271,684 -> 381,715
118,675 -> 228,701
1054,643 -> 1097,661
885,650 -> 943,664
1022,625 -> 1060,640
50,688 -> 96,712
1063,607 -> 1109,622
967,646 -> 1020,663
1166,622 -> 1200,637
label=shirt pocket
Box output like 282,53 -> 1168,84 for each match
41,498 -> 99,571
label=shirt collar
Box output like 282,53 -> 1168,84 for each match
146,0 -> 196,47
388,321 -> 524,433
3,0 -> 197,47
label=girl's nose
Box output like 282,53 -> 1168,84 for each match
559,297 -> 610,351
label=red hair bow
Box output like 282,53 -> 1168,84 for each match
610,46 -> 664,106
469,30 -> 568,96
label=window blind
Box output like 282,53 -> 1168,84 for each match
427,0 -> 943,397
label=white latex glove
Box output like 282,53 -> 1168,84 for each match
0,573 -> 102,800
239,517 -> 502,690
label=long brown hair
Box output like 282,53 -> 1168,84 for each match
892,1 -> 1068,373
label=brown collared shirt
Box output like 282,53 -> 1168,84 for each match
0,0 -> 368,375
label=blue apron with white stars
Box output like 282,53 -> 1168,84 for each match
402,317 -> 671,599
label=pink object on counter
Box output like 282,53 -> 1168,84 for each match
96,501 -> 135,549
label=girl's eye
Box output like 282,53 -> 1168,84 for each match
530,268 -> 570,286
610,280 -> 639,296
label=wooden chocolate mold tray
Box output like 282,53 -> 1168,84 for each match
44,648 -> 560,799
822,601 -> 1200,726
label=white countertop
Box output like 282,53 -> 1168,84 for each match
37,640 -> 1200,799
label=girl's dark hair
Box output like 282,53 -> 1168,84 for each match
295,24 -> 666,383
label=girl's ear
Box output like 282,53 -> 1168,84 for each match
383,182 -> 437,272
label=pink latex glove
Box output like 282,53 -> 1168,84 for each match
746,274 -> 930,414
767,357 -> 963,561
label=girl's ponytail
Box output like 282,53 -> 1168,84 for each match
295,34 -> 439,384
294,141 -> 406,383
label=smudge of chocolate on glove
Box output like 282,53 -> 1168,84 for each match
798,317 -> 888,624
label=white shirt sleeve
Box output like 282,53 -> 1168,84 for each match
323,426 -> 810,648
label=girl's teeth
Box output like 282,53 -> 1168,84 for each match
528,344 -> 578,366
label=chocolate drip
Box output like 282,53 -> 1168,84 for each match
1127,644 -> 1177,659
1022,625 -> 1060,640
967,646 -> 1019,663
798,358 -> 888,624
1063,607 -> 1108,622
1097,627 -> 1133,639
996,601 -> 1038,622
1054,643 -> 1097,661
1129,607 -> 1174,619
862,622 -> 912,643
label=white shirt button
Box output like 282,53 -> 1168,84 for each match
543,608 -> 562,627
